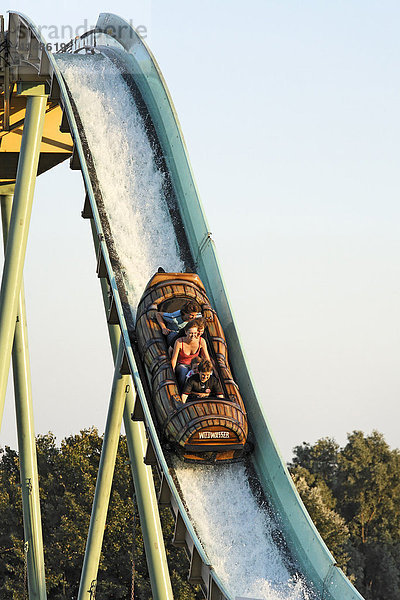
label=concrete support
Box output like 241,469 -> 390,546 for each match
78,340 -> 130,600
1,194 -> 47,600
88,220 -> 173,599
0,84 -> 47,427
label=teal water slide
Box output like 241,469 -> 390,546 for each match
6,11 -> 364,600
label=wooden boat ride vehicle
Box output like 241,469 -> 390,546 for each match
134,271 -> 249,463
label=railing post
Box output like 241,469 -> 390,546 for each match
1,193 -> 47,600
0,83 -> 47,427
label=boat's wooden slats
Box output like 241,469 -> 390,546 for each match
144,273 -> 206,294
163,400 -> 247,442
166,403 -> 247,445
195,403 -> 205,417
144,281 -> 206,313
135,272 -> 248,450
188,405 -> 197,420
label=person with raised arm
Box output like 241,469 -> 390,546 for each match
152,300 -> 201,347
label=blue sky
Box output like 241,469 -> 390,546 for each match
2,1 -> 399,459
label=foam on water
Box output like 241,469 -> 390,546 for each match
174,461 -> 315,600
56,53 -> 184,313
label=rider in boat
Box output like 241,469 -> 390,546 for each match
171,320 -> 210,390
181,359 -> 224,404
152,300 -> 201,346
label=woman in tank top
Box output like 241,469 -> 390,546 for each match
171,320 -> 210,390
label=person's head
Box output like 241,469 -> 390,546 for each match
190,356 -> 202,374
198,359 -> 213,383
181,300 -> 201,322
192,317 -> 206,337
184,320 -> 199,340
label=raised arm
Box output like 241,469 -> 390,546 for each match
154,310 -> 171,335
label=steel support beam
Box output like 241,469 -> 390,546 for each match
0,84 -> 47,427
122,392 -> 174,600
78,340 -> 130,600
88,220 -> 173,600
1,193 -> 47,600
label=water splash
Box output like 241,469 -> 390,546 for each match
174,460 -> 316,600
56,53 -> 184,314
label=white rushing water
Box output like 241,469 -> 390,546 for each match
175,461 -> 314,600
56,53 -> 184,313
56,52 -> 315,600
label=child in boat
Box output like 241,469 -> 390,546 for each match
185,355 -> 202,380
181,359 -> 223,404
171,321 -> 210,390
152,300 -> 201,346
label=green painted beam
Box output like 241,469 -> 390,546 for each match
122,399 -> 174,600
0,86 -> 47,429
1,193 -> 47,600
78,340 -> 129,600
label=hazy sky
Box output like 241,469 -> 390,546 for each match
2,1 -> 399,460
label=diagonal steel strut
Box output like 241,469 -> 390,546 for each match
0,83 -> 48,428
1,192 -> 47,600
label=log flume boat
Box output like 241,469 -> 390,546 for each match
135,272 -> 249,463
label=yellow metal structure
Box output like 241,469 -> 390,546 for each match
0,86 -> 73,191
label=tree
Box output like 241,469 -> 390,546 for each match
289,465 -> 351,572
290,430 -> 400,600
290,437 -> 340,492
337,430 -> 400,545
362,542 -> 400,600
0,446 -> 25,599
